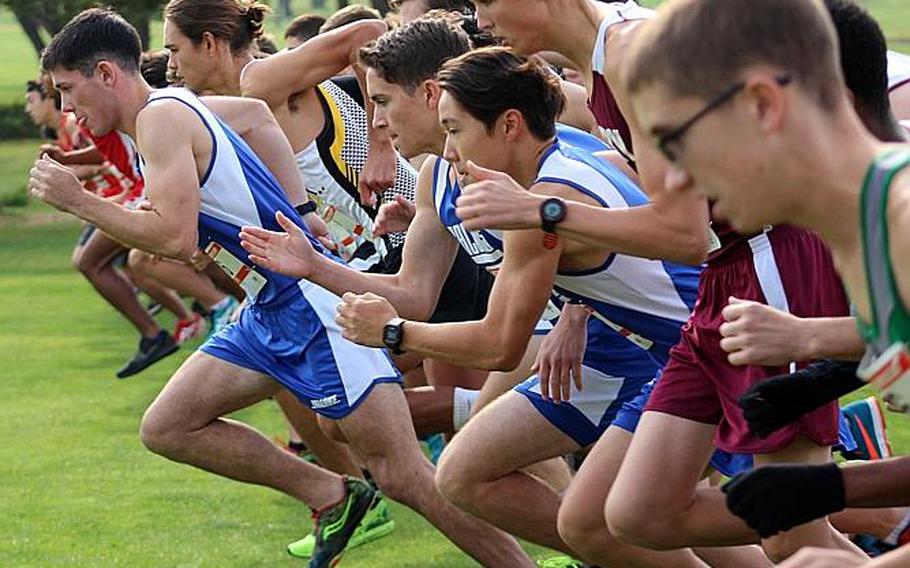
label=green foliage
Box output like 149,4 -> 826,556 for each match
0,139 -> 39,207
0,101 -> 42,140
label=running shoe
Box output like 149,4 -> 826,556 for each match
288,496 -> 396,559
307,476 -> 378,568
173,313 -> 206,345
146,300 -> 162,316
421,433 -> 446,465
208,296 -> 240,339
116,330 -> 179,379
537,555 -> 584,568
841,396 -> 893,461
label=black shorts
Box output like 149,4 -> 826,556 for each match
368,245 -> 493,323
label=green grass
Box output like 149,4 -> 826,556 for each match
0,139 -> 39,207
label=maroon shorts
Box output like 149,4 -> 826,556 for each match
644,227 -> 849,454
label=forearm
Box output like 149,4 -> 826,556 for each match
69,193 -> 194,260
401,319 -> 527,371
865,545 -> 910,567
801,317 -> 865,361
559,201 -> 708,265
842,457 -> 910,508
54,146 -> 104,165
312,255 -> 434,320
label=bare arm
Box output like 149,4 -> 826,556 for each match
240,20 -> 387,108
559,80 -> 596,133
29,101 -> 199,260
240,157 -> 458,320
338,224 -> 561,371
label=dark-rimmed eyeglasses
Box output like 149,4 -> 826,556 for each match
657,75 -> 791,162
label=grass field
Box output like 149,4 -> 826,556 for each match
2,1 -> 910,567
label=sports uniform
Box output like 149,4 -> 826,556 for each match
887,50 -> 910,93
436,134 -> 701,446
297,76 -> 494,324
146,87 -> 400,419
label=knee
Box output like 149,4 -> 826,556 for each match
605,495 -> 674,549
139,405 -> 183,458
317,416 -> 348,443
557,503 -> 603,557
434,449 -> 477,508
72,249 -> 93,276
364,457 -> 418,504
761,533 -> 806,564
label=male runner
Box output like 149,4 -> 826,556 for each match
29,9 -> 529,568
616,0 -> 909,562
241,45 -> 703,563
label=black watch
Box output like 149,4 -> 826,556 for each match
540,197 -> 567,234
295,201 -> 317,217
382,317 -> 406,355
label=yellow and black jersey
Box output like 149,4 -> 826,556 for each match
296,77 -> 416,264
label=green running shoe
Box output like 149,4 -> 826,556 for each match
306,476 -> 378,568
537,555 -> 584,568
288,496 -> 396,558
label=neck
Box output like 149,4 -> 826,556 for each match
540,0 -> 603,73
785,107 -> 883,252
211,52 -> 254,96
119,78 -> 155,140
510,136 -> 556,187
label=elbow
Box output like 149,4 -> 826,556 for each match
487,348 -> 524,372
669,228 -> 709,266
165,233 -> 198,262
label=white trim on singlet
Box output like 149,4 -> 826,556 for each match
748,229 -> 796,372
887,50 -> 910,92
592,1 -> 653,75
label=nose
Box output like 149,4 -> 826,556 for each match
372,106 -> 388,131
442,135 -> 459,163
61,94 -> 74,114
663,162 -> 694,194
475,6 -> 492,31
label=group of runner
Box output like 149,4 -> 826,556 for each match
25,0 -> 910,567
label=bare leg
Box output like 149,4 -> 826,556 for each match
122,258 -> 192,320
273,389 -> 362,478
830,507 -> 908,539
128,250 -> 225,310
558,426 -> 710,567
139,351 -> 344,510
755,437 -> 865,562
73,230 -> 161,337
606,411 -> 757,549
436,392 -> 579,554
339,383 -> 535,568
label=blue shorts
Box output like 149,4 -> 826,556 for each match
515,317 -> 658,447
613,374 -> 859,478
202,280 -> 401,419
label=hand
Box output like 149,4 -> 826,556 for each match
456,161 -> 542,231
738,360 -> 862,438
775,547 -> 868,568
720,297 -> 809,366
335,292 -> 399,348
722,463 -> 846,538
38,144 -> 67,163
301,210 -> 329,242
239,210 -> 318,279
28,154 -> 85,213
373,195 -> 416,237
359,140 -> 397,207
534,304 -> 589,404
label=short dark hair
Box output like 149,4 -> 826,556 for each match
624,0 -> 842,110
437,47 -> 565,140
284,13 -> 325,43
823,0 -> 891,125
255,34 -> 278,55
358,13 -> 472,92
320,4 -> 381,34
41,8 -> 141,76
165,0 -> 269,55
141,50 -> 170,88
390,0 -> 475,14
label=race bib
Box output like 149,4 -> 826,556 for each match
204,242 -> 267,300
858,342 -> 910,411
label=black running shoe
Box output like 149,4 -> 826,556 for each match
145,300 -> 162,316
308,476 -> 379,568
116,331 -> 179,379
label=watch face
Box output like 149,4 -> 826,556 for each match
384,326 -> 401,344
542,200 -> 565,222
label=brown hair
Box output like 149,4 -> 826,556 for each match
623,0 -> 843,109
358,12 -> 472,93
284,13 -> 325,43
319,4 -> 381,34
164,0 -> 269,55
437,47 -> 565,140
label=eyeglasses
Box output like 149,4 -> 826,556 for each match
657,75 -> 791,162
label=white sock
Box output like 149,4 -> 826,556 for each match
453,387 -> 480,431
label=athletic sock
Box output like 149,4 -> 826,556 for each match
452,387 -> 480,431
884,509 -> 910,546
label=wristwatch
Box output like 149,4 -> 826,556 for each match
382,317 -> 406,355
540,197 -> 567,234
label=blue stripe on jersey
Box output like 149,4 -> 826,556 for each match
434,157 -> 503,265
554,123 -> 611,154
661,260 -> 700,310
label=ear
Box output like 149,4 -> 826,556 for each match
202,31 -> 218,56
744,74 -> 786,135
96,61 -> 117,86
501,109 -> 523,140
424,79 -> 441,110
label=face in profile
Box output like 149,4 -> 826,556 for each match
24,90 -> 56,127
438,90 -> 510,185
474,0 -> 548,55
50,66 -> 118,136
366,67 -> 440,159
163,19 -> 217,93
